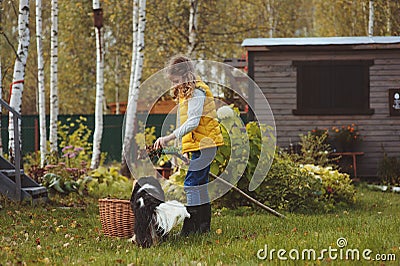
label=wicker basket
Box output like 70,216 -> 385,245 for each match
98,198 -> 135,238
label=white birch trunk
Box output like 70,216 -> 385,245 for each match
121,0 -> 146,176
385,0 -> 391,34
121,0 -> 139,171
187,0 -> 198,57
115,54 -> 120,115
368,0 -> 374,37
8,0 -> 30,162
128,0 -> 139,99
90,0 -> 105,169
0,58 -> 3,155
266,0 -> 274,38
36,0 -> 47,167
49,0 -> 59,153
0,1 -> 3,155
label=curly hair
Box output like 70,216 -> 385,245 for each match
167,55 -> 197,100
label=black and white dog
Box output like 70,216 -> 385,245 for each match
129,176 -> 190,248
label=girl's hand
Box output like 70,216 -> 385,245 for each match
153,133 -> 176,150
154,137 -> 166,150
182,153 -> 190,165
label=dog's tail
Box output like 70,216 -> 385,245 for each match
154,200 -> 190,235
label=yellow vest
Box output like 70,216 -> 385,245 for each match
179,81 -> 224,153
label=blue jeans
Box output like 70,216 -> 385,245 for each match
184,147 -> 216,206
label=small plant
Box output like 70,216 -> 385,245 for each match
25,117 -> 107,195
289,130 -> 336,168
310,127 -> 329,138
134,121 -> 157,149
377,152 -> 400,186
81,166 -> 133,199
301,164 -> 356,210
57,116 -> 94,163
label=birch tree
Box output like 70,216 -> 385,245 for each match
90,1 -> 105,169
121,0 -> 146,177
266,0 -> 275,37
36,0 -> 47,166
0,0 -> 2,155
49,0 -> 59,154
368,0 -> 374,36
0,58 -> 3,156
8,0 -> 30,163
187,0 -> 198,56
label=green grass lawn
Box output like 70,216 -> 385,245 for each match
1,186 -> 399,265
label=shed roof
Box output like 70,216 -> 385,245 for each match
242,36 -> 400,51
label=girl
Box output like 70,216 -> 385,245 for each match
154,55 -> 224,235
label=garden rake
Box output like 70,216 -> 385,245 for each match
142,146 -> 286,219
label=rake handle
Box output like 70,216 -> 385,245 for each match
208,172 -> 286,219
156,149 -> 285,218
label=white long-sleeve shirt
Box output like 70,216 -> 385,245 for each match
173,88 -> 206,140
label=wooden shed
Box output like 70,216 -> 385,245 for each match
242,36 -> 400,178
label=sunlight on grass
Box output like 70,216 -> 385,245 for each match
0,187 -> 399,265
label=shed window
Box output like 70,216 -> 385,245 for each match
293,60 -> 374,115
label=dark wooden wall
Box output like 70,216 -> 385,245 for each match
250,48 -> 400,177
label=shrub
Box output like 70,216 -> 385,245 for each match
301,164 -> 356,209
209,107 -> 355,212
377,152 -> 400,186
80,166 -> 133,199
288,130 -> 336,167
245,154 -> 325,212
25,117 -> 107,196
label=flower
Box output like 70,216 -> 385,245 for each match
74,147 -> 84,152
217,106 -> 235,120
62,145 -> 74,152
329,124 -> 362,151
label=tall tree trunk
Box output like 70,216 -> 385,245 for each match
121,0 -> 139,176
36,0 -> 47,167
0,58 -> 3,156
266,0 -> 274,38
49,0 -> 59,154
386,0 -> 392,35
187,0 -> 198,57
115,54 -> 120,115
90,1 -> 105,169
0,0 -> 3,155
368,0 -> 374,36
8,0 -> 30,163
121,0 -> 146,177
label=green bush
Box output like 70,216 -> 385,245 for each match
301,164 -> 356,209
377,152 -> 400,186
289,131 -> 336,167
81,166 -> 133,199
243,154 -> 325,212
209,107 -> 355,212
25,117 -> 111,197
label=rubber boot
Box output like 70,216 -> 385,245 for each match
180,206 -> 198,236
198,203 -> 211,233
